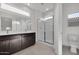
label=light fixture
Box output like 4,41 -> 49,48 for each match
1,3 -> 30,17
46,8 -> 49,11
6,27 -> 10,30
6,27 -> 11,34
68,12 -> 79,18
40,16 -> 53,21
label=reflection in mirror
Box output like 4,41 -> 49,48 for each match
0,15 -> 31,34
68,12 -> 79,27
16,17 -> 31,33
1,16 -> 12,34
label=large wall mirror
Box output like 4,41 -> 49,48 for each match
68,12 -> 79,27
1,16 -> 12,31
68,18 -> 79,27
0,15 -> 31,34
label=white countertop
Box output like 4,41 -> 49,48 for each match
0,31 -> 35,36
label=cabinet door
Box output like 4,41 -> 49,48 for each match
9,35 -> 21,53
0,36 -> 10,55
21,33 -> 35,49
27,33 -> 35,45
21,34 -> 29,49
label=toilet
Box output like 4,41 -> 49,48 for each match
70,45 -> 77,54
69,34 -> 77,54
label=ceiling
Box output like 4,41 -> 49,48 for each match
0,3 -> 55,20
27,3 -> 55,12
6,3 -> 55,13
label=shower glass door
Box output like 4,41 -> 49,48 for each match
37,16 -> 54,44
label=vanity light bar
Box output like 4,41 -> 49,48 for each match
1,3 -> 30,17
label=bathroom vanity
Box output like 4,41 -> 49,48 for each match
0,32 -> 35,55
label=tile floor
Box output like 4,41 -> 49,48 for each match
13,41 -> 56,55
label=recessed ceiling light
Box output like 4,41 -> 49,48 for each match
46,8 -> 49,11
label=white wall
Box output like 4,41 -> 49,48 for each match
62,3 -> 79,46
54,4 -> 62,55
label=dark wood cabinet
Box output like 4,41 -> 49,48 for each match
9,35 -> 22,53
0,33 -> 35,55
21,33 -> 35,49
0,36 -> 10,55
